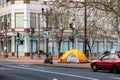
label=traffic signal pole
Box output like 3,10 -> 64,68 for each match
16,32 -> 20,58
16,40 -> 19,58
30,35 -> 33,59
30,27 -> 35,59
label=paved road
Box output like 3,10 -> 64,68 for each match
0,64 -> 120,80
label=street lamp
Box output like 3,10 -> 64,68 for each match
42,8 -> 52,63
2,17 -> 9,58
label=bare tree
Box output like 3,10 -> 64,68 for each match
49,1 -> 72,57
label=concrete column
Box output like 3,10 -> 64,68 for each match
11,36 -> 15,55
11,6 -> 15,28
44,38 -> 46,52
24,34 -> 30,53
104,38 -> 106,52
0,37 -> 2,52
117,37 -> 120,51
11,6 -> 15,56
24,4 -> 30,56
75,37 -> 78,49
24,4 -> 30,28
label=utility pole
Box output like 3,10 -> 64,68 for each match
84,0 -> 87,57
37,13 -> 40,58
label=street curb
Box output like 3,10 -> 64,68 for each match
34,63 -> 91,69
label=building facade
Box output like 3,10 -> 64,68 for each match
0,0 -> 47,57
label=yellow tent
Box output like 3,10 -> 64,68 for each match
60,49 -> 88,63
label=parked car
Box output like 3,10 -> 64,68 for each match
90,52 -> 120,74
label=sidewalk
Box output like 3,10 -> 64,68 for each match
0,56 -> 91,69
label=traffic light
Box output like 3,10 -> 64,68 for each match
20,40 -> 24,45
69,36 -> 74,42
31,27 -> 35,34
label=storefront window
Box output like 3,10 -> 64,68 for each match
15,13 -> 24,28
7,14 -> 11,29
40,14 -> 44,28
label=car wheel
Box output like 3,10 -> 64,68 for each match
112,66 -> 119,74
92,64 -> 98,72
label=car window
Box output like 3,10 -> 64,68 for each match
102,55 -> 109,60
118,54 -> 120,58
109,54 -> 116,60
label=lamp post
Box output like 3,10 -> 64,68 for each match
42,8 -> 52,63
2,17 -> 9,58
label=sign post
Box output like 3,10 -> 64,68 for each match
43,27 -> 52,63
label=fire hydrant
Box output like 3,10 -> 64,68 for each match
49,53 -> 53,64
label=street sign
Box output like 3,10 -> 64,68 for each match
30,36 -> 38,40
43,31 -> 51,38
43,27 -> 52,38
43,27 -> 52,31
72,31 -> 78,35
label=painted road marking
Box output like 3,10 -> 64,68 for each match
1,64 -> 99,80
19,65 -> 30,67
111,77 -> 120,80
0,67 -> 12,70
0,68 -> 6,70
53,78 -> 58,80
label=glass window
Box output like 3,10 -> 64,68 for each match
102,55 -> 109,60
7,14 -> 11,29
15,13 -> 24,28
106,42 -> 111,51
109,54 -> 115,60
92,42 -> 97,54
40,14 -> 44,29
77,42 -> 83,51
30,13 -> 36,28
117,54 -> 120,58
62,42 -> 68,52
99,42 -> 104,54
